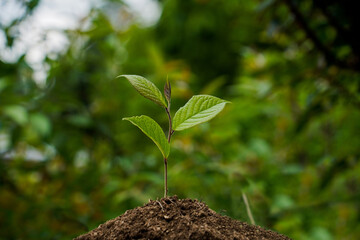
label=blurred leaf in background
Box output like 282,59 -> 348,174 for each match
0,0 -> 359,239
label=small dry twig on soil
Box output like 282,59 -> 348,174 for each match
242,193 -> 255,225
156,200 -> 164,212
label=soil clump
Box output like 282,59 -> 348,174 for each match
75,196 -> 291,240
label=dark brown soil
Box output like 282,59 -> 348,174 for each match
75,196 -> 291,240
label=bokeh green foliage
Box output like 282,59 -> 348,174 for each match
1,0 -> 359,239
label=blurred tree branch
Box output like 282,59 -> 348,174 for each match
283,0 -> 360,71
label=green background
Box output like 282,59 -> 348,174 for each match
1,0 -> 359,239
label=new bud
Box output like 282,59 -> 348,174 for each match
164,77 -> 171,105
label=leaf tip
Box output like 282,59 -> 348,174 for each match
116,74 -> 125,79
116,74 -> 135,80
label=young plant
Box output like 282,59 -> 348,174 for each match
119,75 -> 229,197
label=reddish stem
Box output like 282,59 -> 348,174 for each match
164,105 -> 173,197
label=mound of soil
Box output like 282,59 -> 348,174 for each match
75,196 -> 291,240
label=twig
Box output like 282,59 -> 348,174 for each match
242,193 -> 255,225
156,200 -> 164,212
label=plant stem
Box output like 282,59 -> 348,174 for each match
165,106 -> 173,142
164,105 -> 173,197
164,157 -> 168,197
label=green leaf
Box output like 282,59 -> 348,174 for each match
30,113 -> 51,137
172,95 -> 230,131
118,75 -> 167,107
3,105 -> 28,125
123,115 -> 170,158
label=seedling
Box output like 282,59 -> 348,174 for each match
118,75 -> 229,197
